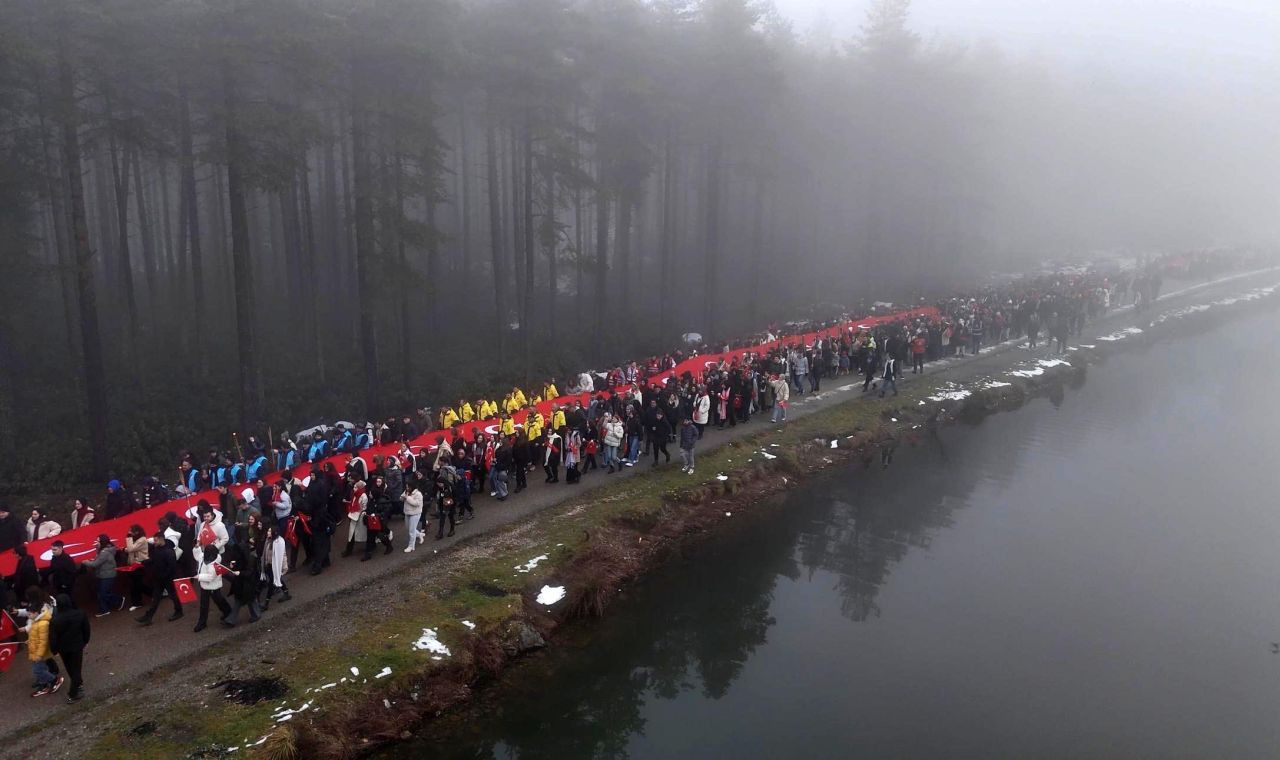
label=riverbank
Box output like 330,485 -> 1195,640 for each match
5,268 -> 1277,759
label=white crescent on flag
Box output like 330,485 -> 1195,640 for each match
0,642 -> 17,673
173,577 -> 198,604
39,542 -> 98,563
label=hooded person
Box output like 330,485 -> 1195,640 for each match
219,539 -> 261,626
50,594 -> 89,702
25,594 -> 62,697
0,504 -> 25,553
103,480 -> 135,520
340,479 -> 368,557
80,534 -> 124,617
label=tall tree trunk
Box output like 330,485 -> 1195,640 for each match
57,23 -> 110,480
749,172 -> 765,325
509,125 -> 525,315
130,148 -> 158,309
658,129 -> 674,338
458,99 -> 472,287
617,188 -> 632,325
159,159 -> 175,281
35,104 -> 81,371
179,89 -> 206,374
350,71 -> 380,418
593,179 -> 610,356
521,111 -> 535,380
702,139 -> 722,340
543,164 -> 556,344
485,110 -> 506,360
223,61 -> 261,430
299,154 -> 325,382
108,124 -> 140,349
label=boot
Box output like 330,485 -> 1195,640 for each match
340,540 -> 354,558
136,615 -> 152,626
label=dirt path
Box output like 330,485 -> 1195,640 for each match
2,267 -> 1275,744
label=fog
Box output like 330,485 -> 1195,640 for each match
0,0 -> 1275,490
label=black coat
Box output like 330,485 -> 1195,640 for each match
13,556 -> 39,598
222,544 -> 260,603
49,596 -> 90,655
0,515 -> 24,553
144,540 -> 179,583
43,553 -> 78,591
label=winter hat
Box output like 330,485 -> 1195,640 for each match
108,479 -> 122,490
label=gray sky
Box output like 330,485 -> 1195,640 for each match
776,0 -> 1280,92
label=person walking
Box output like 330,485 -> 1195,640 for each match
770,374 -> 790,423
192,545 -> 231,632
879,355 -> 899,397
50,594 -> 89,702
678,418 -> 698,475
220,539 -> 261,626
492,439 -> 512,500
80,535 -> 124,618
26,599 -> 62,697
261,526 -> 291,606
648,410 -> 672,466
136,533 -> 182,625
402,482 -> 426,551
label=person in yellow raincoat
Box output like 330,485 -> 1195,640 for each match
550,404 -> 566,432
440,407 -> 459,430
459,400 -> 475,423
542,380 -> 559,401
512,387 -> 528,407
525,409 -> 544,441
500,413 -> 516,437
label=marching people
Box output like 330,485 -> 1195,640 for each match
261,524 -> 290,608
50,593 -> 89,702
220,537 -> 261,626
80,535 -> 124,618
137,532 -> 182,625
679,417 -> 698,475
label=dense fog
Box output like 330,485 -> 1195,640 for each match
0,0 -> 1275,490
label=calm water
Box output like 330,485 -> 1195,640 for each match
404,306 -> 1280,760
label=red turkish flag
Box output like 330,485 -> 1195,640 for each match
0,611 -> 16,640
0,642 -> 19,673
172,577 -> 199,604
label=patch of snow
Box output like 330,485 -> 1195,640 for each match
537,585 -> 566,606
514,554 -> 549,573
983,381 -> 1012,389
830,440 -> 839,449
461,620 -> 476,630
716,474 -> 729,481
350,666 -> 360,677
759,450 -> 777,460
1007,367 -> 1044,378
412,628 -> 452,657
375,667 -> 393,679
1098,327 -> 1143,341
1037,359 -> 1070,368
928,390 -> 971,401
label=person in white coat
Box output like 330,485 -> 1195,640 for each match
261,525 -> 290,608
602,415 -> 624,473
402,482 -> 425,552
192,545 -> 231,633
770,374 -> 791,423
692,386 -> 711,437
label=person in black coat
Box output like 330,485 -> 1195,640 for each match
137,534 -> 182,625
41,541 -> 78,596
220,540 -> 261,626
647,411 -> 672,466
0,505 -> 25,554
305,475 -> 333,576
11,546 -> 40,602
50,594 -> 90,702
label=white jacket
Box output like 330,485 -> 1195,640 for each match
603,420 -> 624,448
402,490 -> 424,517
262,535 -> 287,588
27,519 -> 61,541
196,556 -> 223,591
693,395 -> 710,425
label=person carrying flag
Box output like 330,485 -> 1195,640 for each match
136,533 -> 182,626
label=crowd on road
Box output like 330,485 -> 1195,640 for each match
0,255 -> 1189,704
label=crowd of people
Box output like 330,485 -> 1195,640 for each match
0,257 -> 1182,703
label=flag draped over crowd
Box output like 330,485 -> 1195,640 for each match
0,305 -> 937,577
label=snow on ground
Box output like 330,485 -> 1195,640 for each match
536,586 -> 566,606
514,555 -> 549,573
412,628 -> 452,657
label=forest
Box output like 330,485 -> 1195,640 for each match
0,0 -> 1274,494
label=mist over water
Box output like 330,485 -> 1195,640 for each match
407,306 -> 1280,759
